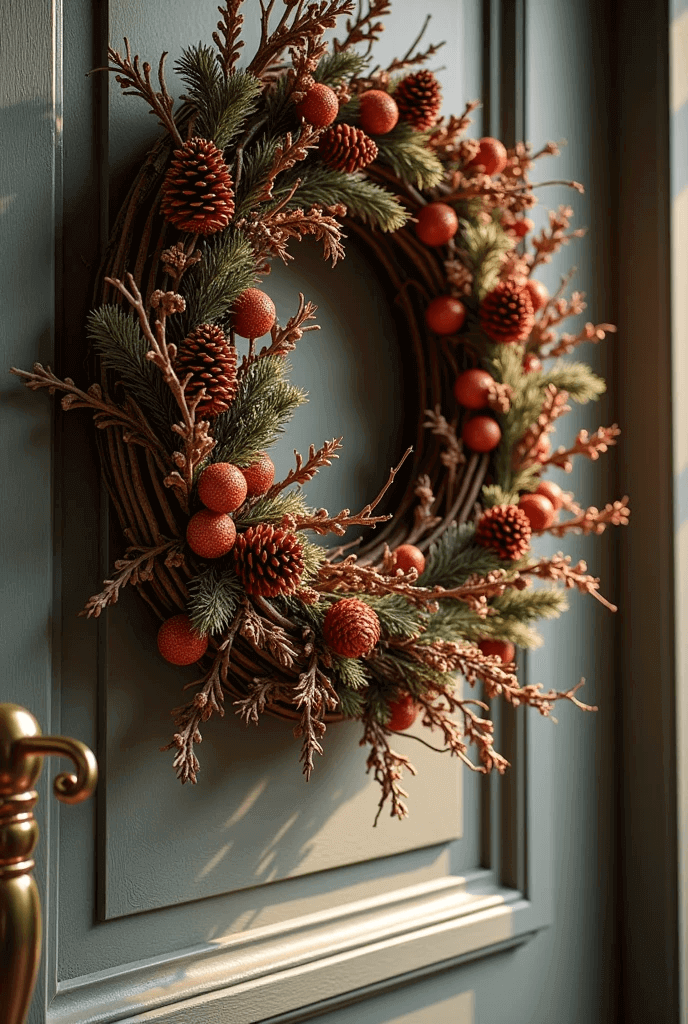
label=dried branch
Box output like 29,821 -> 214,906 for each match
259,293 -> 320,359
240,600 -> 302,667
104,39 -> 182,145
545,496 -> 630,538
268,438 -> 343,497
214,0 -> 245,75
247,203 -> 347,265
513,385 -> 571,470
547,321 -> 617,358
543,424 -> 621,473
80,540 -> 184,618
10,363 -> 165,455
361,715 -> 417,825
383,14 -> 445,77
520,553 -> 618,612
291,446 -> 413,535
249,0 -> 355,79
292,651 -> 339,779
334,0 -> 391,54
423,406 -> 464,471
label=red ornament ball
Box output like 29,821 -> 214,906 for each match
157,614 -> 208,666
454,368 -> 494,410
232,288 -> 276,339
478,638 -> 516,664
323,598 -> 381,658
415,203 -> 459,246
387,694 -> 419,732
462,415 -> 502,453
518,492 -> 556,532
186,509 -> 237,559
536,479 -> 564,510
241,453 -> 275,497
197,462 -> 247,512
359,89 -> 399,135
465,136 -> 508,176
425,295 -> 466,335
296,83 -> 339,127
522,353 -> 542,374
525,278 -> 549,312
393,544 -> 426,576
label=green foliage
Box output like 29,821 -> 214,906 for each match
367,595 -> 425,640
489,343 -> 546,491
277,165 -> 408,231
87,305 -> 177,446
175,46 -> 262,149
212,356 -> 308,467
336,686 -> 366,718
481,484 -> 520,508
458,219 -> 515,299
187,563 -> 243,636
314,51 -> 368,85
176,231 -> 257,335
330,653 -> 370,691
537,360 -> 606,403
278,594 -> 328,631
299,536 -> 326,583
233,491 -> 307,528
235,137 -> 278,215
373,123 -> 444,190
419,522 -> 505,589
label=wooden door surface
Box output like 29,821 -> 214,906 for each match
1,1 -> 635,1021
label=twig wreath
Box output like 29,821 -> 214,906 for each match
12,0 -> 629,824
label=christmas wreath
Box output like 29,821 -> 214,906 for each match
12,0 -> 629,824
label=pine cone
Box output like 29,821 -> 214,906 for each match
175,324 -> 238,417
161,137 -> 235,236
233,524 -> 304,598
319,124 -> 378,173
394,70 -> 442,130
479,280 -> 535,344
323,598 -> 381,658
475,504 -> 532,561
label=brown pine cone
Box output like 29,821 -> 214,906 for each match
175,324 -> 238,417
479,280 -> 535,344
394,70 -> 442,130
323,598 -> 381,658
318,124 -> 378,173
161,137 -> 235,236
475,504 -> 532,561
233,524 -> 304,598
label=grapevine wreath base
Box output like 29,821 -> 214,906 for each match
12,0 -> 629,824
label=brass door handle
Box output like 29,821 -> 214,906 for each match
0,704 -> 98,1024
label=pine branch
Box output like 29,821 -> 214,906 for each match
373,123 -> 444,189
174,231 -> 258,338
87,305 -> 178,445
277,165 -> 408,231
175,48 -> 262,149
537,360 -> 606,403
233,490 -> 307,528
314,50 -> 368,85
419,522 -> 506,589
187,564 -> 244,636
457,219 -> 515,300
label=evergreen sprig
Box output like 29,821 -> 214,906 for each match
211,355 -> 308,466
419,522 -> 505,589
278,165 -> 408,231
368,594 -> 425,640
233,490 -> 307,528
87,305 -> 177,445
175,46 -> 262,149
373,123 -> 444,190
235,137 -> 278,215
314,51 -> 368,86
330,653 -> 371,691
459,219 -> 515,299
537,360 -> 606,403
187,563 -> 244,636
176,230 -> 257,335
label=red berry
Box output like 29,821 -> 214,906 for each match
465,137 -> 508,176
510,217 -> 534,238
241,453 -> 275,497
186,509 -> 237,559
157,614 -> 208,666
425,295 -> 466,335
518,493 -> 556,532
296,83 -> 339,127
198,462 -> 248,512
525,278 -> 549,312
232,288 -> 276,339
522,353 -> 542,373
415,203 -> 459,246
454,369 -> 495,410
359,89 -> 399,135
393,544 -> 426,575
478,638 -> 516,664
462,415 -> 502,453
536,479 -> 564,510
387,694 -> 418,732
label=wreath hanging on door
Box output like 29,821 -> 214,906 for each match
12,0 -> 629,824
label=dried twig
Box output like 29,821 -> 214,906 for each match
80,540 -> 183,618
267,438 -> 343,497
214,0 -> 245,75
103,39 -> 182,145
361,715 -> 417,825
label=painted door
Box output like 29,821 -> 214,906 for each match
1,1 -> 635,1021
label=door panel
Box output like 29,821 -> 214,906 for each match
0,0 -> 626,1021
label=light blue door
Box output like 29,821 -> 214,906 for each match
1,1 -> 641,1021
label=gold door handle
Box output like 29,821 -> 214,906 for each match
0,703 -> 98,1024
